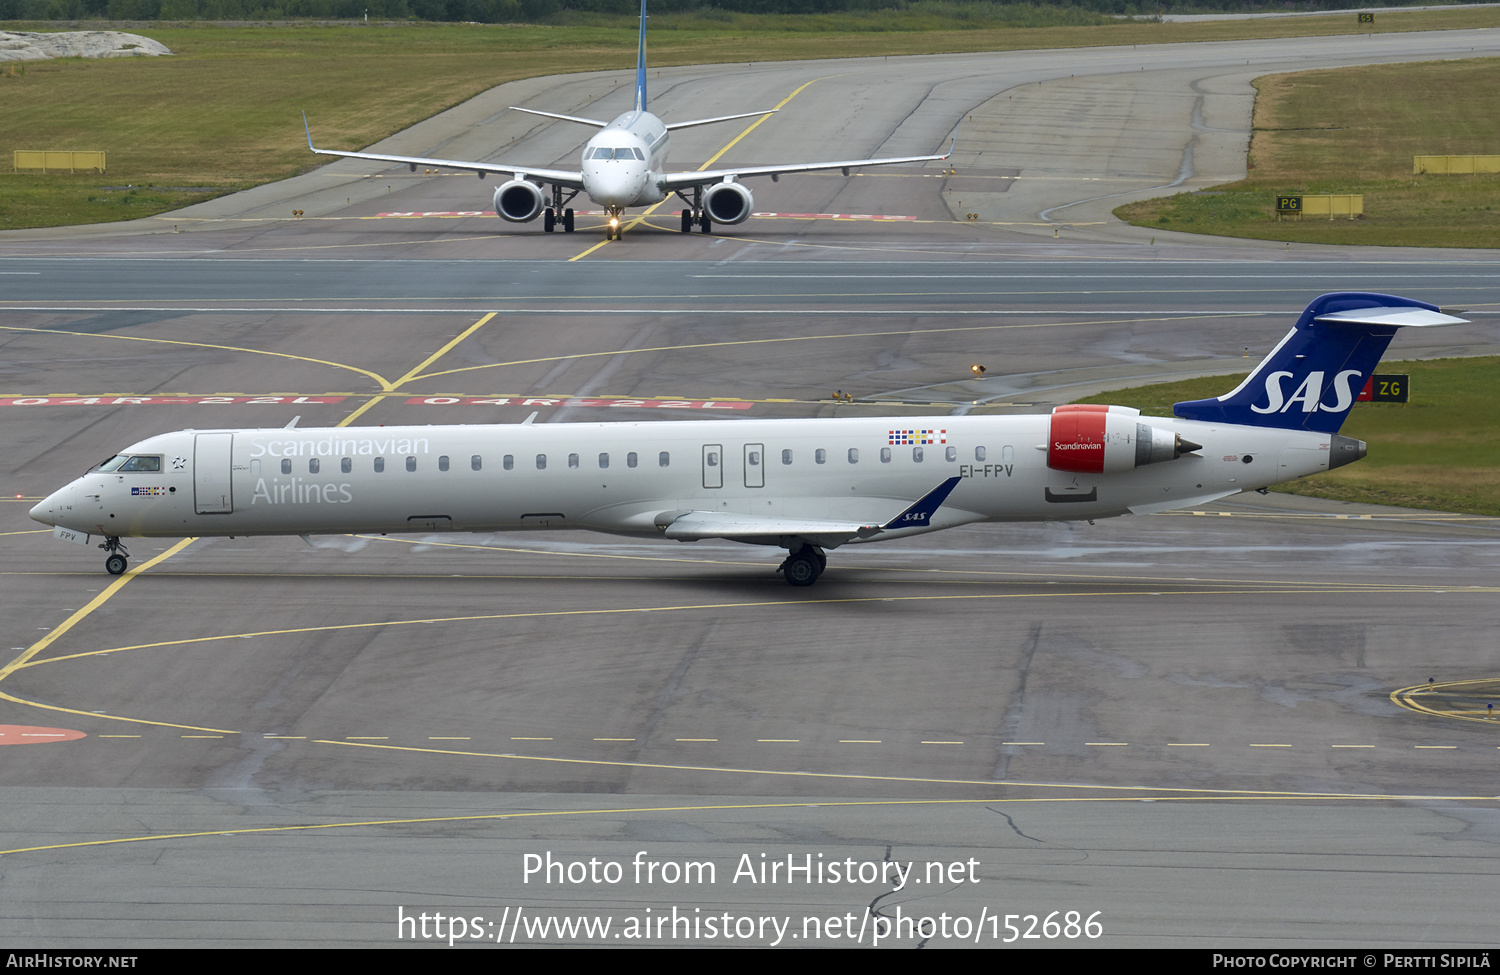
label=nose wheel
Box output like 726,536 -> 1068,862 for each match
100,536 -> 130,575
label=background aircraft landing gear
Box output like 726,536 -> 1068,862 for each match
100,537 -> 129,575
779,545 -> 826,587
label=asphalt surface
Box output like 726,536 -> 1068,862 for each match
0,27 -> 1498,949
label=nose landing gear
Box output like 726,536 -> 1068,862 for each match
100,536 -> 130,575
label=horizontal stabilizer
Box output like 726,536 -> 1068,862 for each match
1315,307 -> 1470,328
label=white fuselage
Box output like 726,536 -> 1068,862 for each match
580,111 -> 669,210
32,415 -> 1337,545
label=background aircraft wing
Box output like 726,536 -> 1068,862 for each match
305,115 -> 584,189
659,137 -> 955,191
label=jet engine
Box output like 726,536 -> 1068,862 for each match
493,180 -> 546,223
703,180 -> 754,225
1047,404 -> 1201,474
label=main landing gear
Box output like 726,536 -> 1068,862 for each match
778,544 -> 827,587
100,536 -> 130,575
543,185 -> 578,234
676,187 -> 712,234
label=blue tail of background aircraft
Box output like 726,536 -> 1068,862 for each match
1173,292 -> 1465,434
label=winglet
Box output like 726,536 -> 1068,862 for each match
881,476 -> 962,530
302,111 -> 315,151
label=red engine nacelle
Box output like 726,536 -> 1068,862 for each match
493,179 -> 545,223
703,181 -> 754,225
1047,404 -> 1200,474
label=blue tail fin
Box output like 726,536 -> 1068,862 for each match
1173,292 -> 1465,433
635,0 -> 648,113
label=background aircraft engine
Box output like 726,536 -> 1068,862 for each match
494,180 -> 546,222
703,181 -> 754,225
1047,404 -> 1201,474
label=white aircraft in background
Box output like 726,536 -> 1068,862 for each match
304,0 -> 953,240
31,294 -> 1464,586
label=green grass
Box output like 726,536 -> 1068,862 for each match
1073,358 -> 1500,516
5,6 -> 1500,229
1115,59 -> 1500,248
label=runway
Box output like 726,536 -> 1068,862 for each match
1,27 -> 1499,949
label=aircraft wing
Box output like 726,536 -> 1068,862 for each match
659,136 -> 955,191
304,115 -> 585,189
657,476 -> 964,547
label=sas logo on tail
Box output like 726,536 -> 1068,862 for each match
1252,369 -> 1363,415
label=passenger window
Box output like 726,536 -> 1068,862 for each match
439,455 -> 449,472
748,450 -> 760,467
568,453 -> 579,469
406,457 -> 416,473
627,452 -> 638,468
975,446 -> 987,462
503,454 -> 514,471
782,449 -> 793,465
281,459 -> 292,475
599,453 -> 609,469
815,448 -> 826,465
309,458 -> 320,474
848,448 -> 859,464
536,454 -> 546,470
706,451 -> 718,467
341,457 -> 352,474
880,447 -> 891,463
374,457 -> 385,473
472,455 -> 482,471
913,447 -> 924,463
659,452 -> 670,468
251,459 -> 261,475
1003,445 -> 1014,463
945,446 -> 956,462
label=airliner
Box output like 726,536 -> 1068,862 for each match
30,293 -> 1463,586
304,0 -> 954,240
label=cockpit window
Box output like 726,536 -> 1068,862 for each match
591,147 -> 642,161
591,147 -> 612,160
95,455 -> 129,472
116,455 -> 161,472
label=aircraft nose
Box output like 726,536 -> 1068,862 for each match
30,494 -> 57,526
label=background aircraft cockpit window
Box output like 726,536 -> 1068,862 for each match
117,456 -> 161,472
